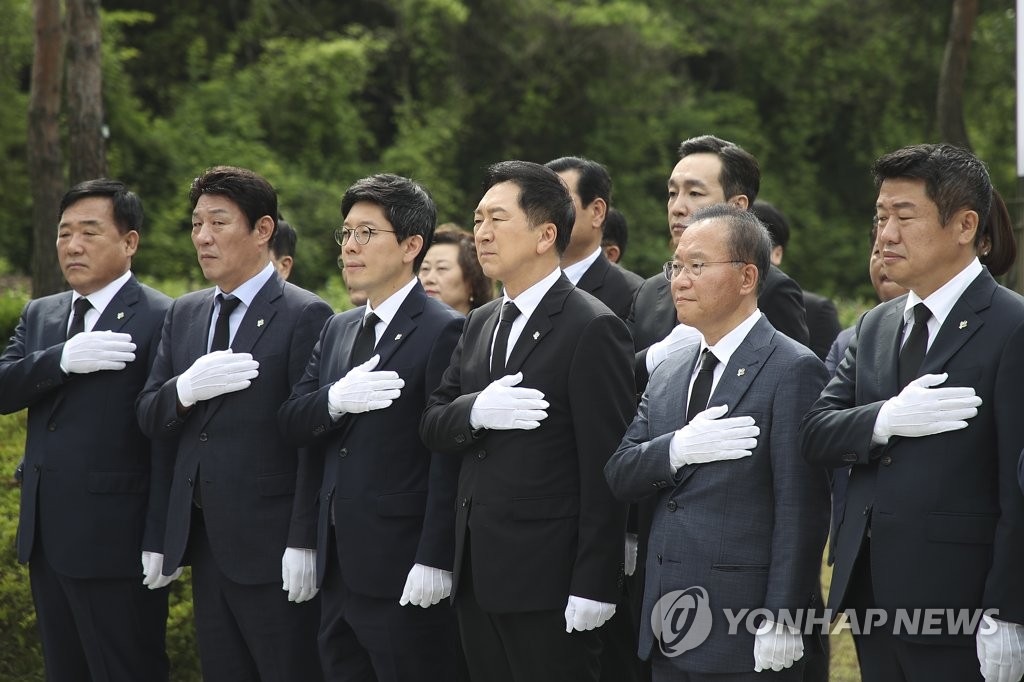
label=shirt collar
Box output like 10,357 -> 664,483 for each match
562,247 -> 603,285
216,262 -> 275,308
365,277 -> 418,328
503,268 -> 562,321
700,309 -> 763,368
73,270 -> 132,316
904,258 -> 983,328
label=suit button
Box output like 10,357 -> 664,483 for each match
657,554 -> 663,564
460,498 -> 469,508
313,425 -> 325,435
880,455 -> 892,466
863,505 -> 870,516
339,447 -> 348,458
199,432 -> 208,442
187,476 -> 194,487
34,464 -> 41,472
476,450 -> 487,460
666,501 -> 677,512
842,453 -> 857,463
455,434 -> 467,444
165,420 -> 176,429
47,423 -> 56,431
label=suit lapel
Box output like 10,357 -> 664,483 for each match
505,276 -> 571,376
188,290 -> 217,363
229,274 -> 282,355
656,276 -> 675,331
332,313 -> 364,378
919,271 -> 993,376
875,300 -> 904,399
373,284 -> 426,369
575,254 -> 609,296
93,276 -> 140,333
45,293 -> 74,345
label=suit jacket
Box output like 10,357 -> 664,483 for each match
575,253 -> 645,321
628,265 -> 809,390
137,272 -> 333,584
0,277 -> 173,578
278,283 -> 464,598
606,316 -> 828,672
420,275 -> 635,613
803,291 -> 841,362
801,269 -> 1024,636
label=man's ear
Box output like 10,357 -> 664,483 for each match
402,234 -> 424,265
770,244 -> 784,266
591,198 -> 607,231
728,195 -> 750,210
740,263 -> 760,295
254,215 -> 275,246
603,244 -> 621,263
535,222 -> 558,255
123,230 -> 139,258
953,209 -> 979,247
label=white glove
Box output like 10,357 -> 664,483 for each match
646,323 -> 702,374
469,372 -> 549,431
872,373 -> 982,445
327,355 -> 404,419
669,404 -> 758,472
281,547 -> 318,603
564,595 -> 616,633
977,614 -> 1024,682
753,620 -> 805,672
141,551 -> 183,590
176,350 -> 260,408
624,533 -> 639,577
399,563 -> 452,608
60,331 -> 136,374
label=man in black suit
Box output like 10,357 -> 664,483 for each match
0,179 -> 174,681
802,144 -> 1024,681
628,135 -> 808,392
137,166 -> 333,681
278,174 -> 464,680
545,156 -> 644,320
420,161 -> 635,682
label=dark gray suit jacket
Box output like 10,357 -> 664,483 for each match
575,253 -> 644,321
606,315 -> 830,673
0,277 -> 173,577
137,272 -> 333,584
802,269 -> 1024,636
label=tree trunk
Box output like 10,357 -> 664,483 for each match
936,0 -> 978,150
66,0 -> 107,184
28,0 -> 66,298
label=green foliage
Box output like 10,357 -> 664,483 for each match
0,281 -> 30,346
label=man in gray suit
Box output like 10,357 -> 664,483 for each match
606,204 -> 830,680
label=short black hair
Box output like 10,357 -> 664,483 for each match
678,135 -> 760,206
750,200 -> 789,250
544,156 -> 612,214
483,160 -> 575,255
59,178 -> 143,235
602,207 -> 629,259
341,173 -> 437,270
872,143 -> 991,247
689,203 -> 772,296
270,217 -> 297,259
189,166 -> 278,238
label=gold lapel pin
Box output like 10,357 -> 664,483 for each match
257,319 -> 264,327
116,312 -> 124,320
533,331 -> 540,340
395,333 -> 402,340
959,320 -> 967,329
737,368 -> 746,377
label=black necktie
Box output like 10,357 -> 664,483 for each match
210,294 -> 241,352
491,301 -> 521,379
67,297 -> 92,339
898,303 -> 932,389
350,313 -> 380,365
686,349 -> 720,423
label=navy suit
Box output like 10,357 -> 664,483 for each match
0,277 -> 173,681
802,270 -> 1024,679
606,316 -> 829,678
137,271 -> 332,681
279,282 -> 464,681
576,252 -> 645,321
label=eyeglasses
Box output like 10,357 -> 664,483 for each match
334,225 -> 396,246
662,260 -> 747,281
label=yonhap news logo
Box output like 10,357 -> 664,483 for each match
651,585 -> 1001,656
651,587 -> 714,657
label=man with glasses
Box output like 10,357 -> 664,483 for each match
279,174 -> 464,681
137,166 -> 332,681
606,204 -> 830,681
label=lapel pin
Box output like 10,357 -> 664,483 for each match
737,368 -> 746,377
257,319 -> 264,327
533,331 -> 540,340
395,333 -> 402,340
958,320 -> 967,329
116,312 -> 124,320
